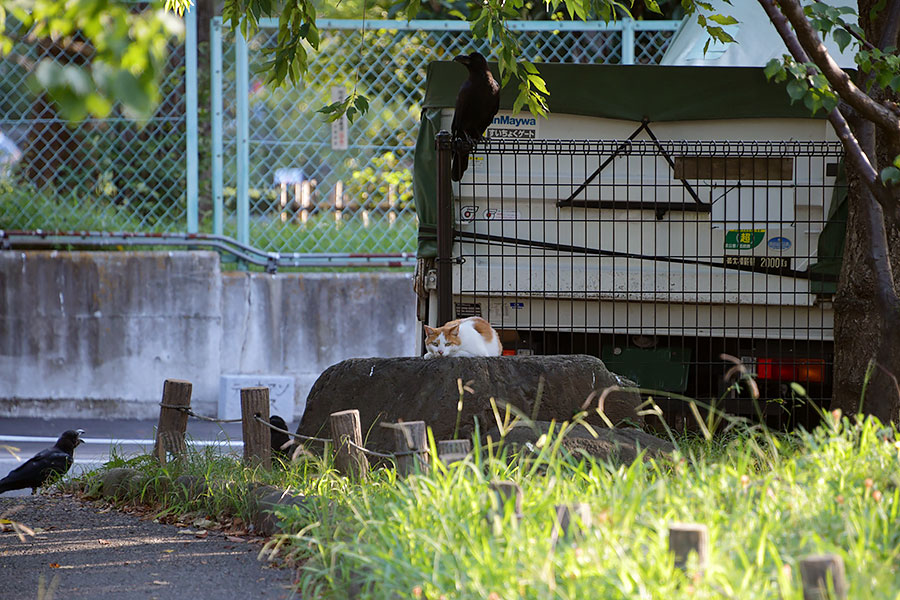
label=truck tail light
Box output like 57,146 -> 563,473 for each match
756,358 -> 826,383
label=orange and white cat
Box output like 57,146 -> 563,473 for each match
424,316 -> 503,358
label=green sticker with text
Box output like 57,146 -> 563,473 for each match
724,229 -> 766,250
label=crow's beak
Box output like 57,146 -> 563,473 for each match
75,429 -> 85,446
454,55 -> 470,65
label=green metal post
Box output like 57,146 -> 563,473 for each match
211,18 -> 224,237
185,7 -> 198,233
236,25 -> 250,246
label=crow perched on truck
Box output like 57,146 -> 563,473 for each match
451,51 -> 500,182
0,429 -> 84,494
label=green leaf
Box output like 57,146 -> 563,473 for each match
643,0 -> 662,14
706,26 -> 736,44
763,58 -> 783,81
833,28 -> 852,52
512,89 -> 527,115
708,14 -> 738,26
880,165 -> 900,186
317,100 -> 343,115
33,60 -> 66,90
527,73 -> 548,94
786,79 -> 808,101
84,92 -> 113,118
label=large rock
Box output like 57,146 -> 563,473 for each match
297,355 -> 641,454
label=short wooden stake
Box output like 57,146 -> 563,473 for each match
390,421 -> 428,477
241,387 -> 271,468
153,379 -> 191,463
551,503 -> 592,546
330,409 -> 369,479
800,554 -> 847,600
489,480 -> 523,521
437,439 -> 471,464
668,523 -> 709,571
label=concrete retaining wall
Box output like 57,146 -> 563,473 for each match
0,251 -> 417,421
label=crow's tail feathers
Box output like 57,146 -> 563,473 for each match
451,137 -> 473,182
451,148 -> 468,182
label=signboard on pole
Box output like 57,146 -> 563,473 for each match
331,87 -> 349,151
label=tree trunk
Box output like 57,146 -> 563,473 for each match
831,0 -> 900,421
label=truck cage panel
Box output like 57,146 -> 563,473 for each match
435,137 -> 846,430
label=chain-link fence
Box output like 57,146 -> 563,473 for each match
1,18 -> 680,260
0,27 -> 189,234
213,19 -> 681,256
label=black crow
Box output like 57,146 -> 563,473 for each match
270,415 -> 292,461
451,51 -> 500,182
0,429 -> 84,494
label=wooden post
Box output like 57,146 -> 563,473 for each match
668,523 -> 709,571
800,554 -> 848,600
391,421 -> 428,477
153,379 -> 192,463
330,409 -> 369,479
551,503 -> 592,546
437,439 -> 471,464
241,387 -> 271,468
489,480 -> 523,521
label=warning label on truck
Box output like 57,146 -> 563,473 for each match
724,229 -> 766,250
455,303 -> 482,318
724,255 -> 791,272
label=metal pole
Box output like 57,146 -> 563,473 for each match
436,130 -> 453,326
185,7 -> 198,233
211,18 -> 224,237
236,25 -> 250,247
622,19 -> 636,65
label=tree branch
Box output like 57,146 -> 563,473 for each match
776,0 -> 900,139
759,0 -> 897,211
810,0 -> 876,51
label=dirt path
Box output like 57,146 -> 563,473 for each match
0,494 -> 296,600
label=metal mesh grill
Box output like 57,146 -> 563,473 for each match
218,20 -> 678,255
0,32 -> 187,233
446,137 -> 845,429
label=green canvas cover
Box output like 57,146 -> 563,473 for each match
414,61 -> 830,258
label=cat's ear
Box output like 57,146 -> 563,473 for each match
423,325 -> 435,337
449,323 -> 461,335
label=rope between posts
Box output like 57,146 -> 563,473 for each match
347,438 -> 427,459
251,415 -> 427,459
159,403 -> 242,423
252,415 -> 332,444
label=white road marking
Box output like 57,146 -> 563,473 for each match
0,435 -> 242,447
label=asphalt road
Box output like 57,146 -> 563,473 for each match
0,418 -> 300,598
0,418 -> 264,497
0,493 -> 297,599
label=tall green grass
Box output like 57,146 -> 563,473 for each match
82,412 -> 900,599
280,415 -> 900,599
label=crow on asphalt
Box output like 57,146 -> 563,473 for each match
270,415 -> 292,462
0,429 -> 84,494
451,51 -> 500,182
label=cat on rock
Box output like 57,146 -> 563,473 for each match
423,316 -> 502,358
